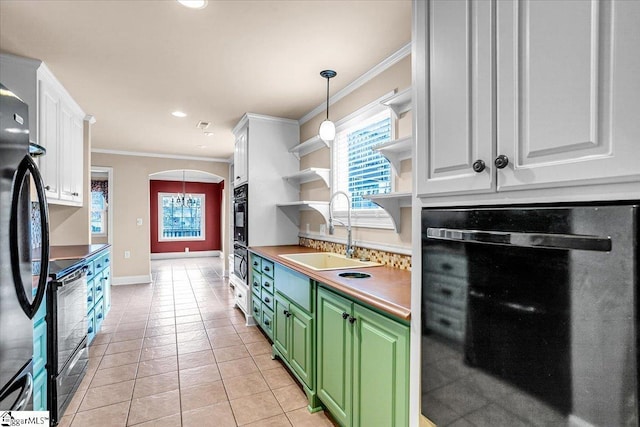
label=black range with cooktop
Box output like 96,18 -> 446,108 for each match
46,258 -> 89,425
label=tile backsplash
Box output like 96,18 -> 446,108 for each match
299,237 -> 412,271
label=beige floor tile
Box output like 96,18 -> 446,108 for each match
79,380 -> 134,412
116,321 -> 147,332
223,372 -> 270,400
105,338 -> 143,355
57,414 -> 74,427
64,387 -> 87,414
180,380 -> 228,412
175,322 -> 206,333
179,364 -> 221,386
230,390 -> 284,425
238,329 -> 267,344
147,318 -> 175,328
182,401 -> 236,427
137,355 -> 178,378
142,334 -> 176,349
144,325 -> 176,337
206,325 -> 238,337
88,343 -> 108,358
175,308 -> 200,317
133,371 -> 179,398
127,413 -> 180,427
210,333 -> 244,349
244,414 -> 292,427
177,338 -> 211,355
122,313 -> 149,323
70,401 -> 129,427
201,310 -> 232,321
175,314 -> 202,324
112,329 -> 146,343
253,354 -> 284,372
127,389 -> 180,426
285,408 -> 335,427
148,310 -> 175,320
272,385 -> 309,412
178,349 -> 216,370
214,344 -> 251,363
204,318 -> 234,328
218,356 -> 260,380
91,363 -> 138,388
91,333 -> 113,346
140,343 -> 177,361
245,340 -> 273,356
176,329 -> 208,343
262,367 -> 296,390
99,350 -> 141,369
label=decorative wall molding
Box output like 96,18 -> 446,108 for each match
91,148 -> 230,163
298,42 -> 411,125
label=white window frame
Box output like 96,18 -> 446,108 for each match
158,192 -> 206,242
90,190 -> 107,237
330,95 -> 396,230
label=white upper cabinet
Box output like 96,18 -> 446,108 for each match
234,127 -> 248,187
38,79 -> 61,201
416,0 -> 640,200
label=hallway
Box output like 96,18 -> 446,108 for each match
59,257 -> 335,426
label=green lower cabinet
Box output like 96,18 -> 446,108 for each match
317,286 -> 409,427
288,303 -> 313,387
273,294 -> 290,360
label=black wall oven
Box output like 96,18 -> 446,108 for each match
233,184 -> 248,247
421,204 -> 638,427
234,244 -> 248,283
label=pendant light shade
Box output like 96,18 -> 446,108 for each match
319,70 -> 337,143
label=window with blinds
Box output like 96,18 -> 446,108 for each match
331,107 -> 393,225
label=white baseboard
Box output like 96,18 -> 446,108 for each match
150,250 -> 221,260
112,274 -> 152,285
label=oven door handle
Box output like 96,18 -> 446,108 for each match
239,256 -> 247,280
426,228 -> 611,252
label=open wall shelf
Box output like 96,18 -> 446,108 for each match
373,136 -> 412,176
288,135 -> 329,159
363,192 -> 412,233
276,201 -> 330,226
283,168 -> 330,188
381,87 -> 412,119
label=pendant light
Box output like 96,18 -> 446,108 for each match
319,70 -> 337,143
173,170 -> 194,207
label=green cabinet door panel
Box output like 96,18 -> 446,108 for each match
274,263 -> 313,312
273,293 -> 290,360
317,287 -> 353,427
353,304 -> 409,427
289,304 -> 313,388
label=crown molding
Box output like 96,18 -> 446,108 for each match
298,42 -> 411,125
91,148 -> 231,163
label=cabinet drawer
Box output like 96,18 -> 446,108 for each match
251,273 -> 262,297
261,259 -> 274,278
95,252 -> 110,272
86,260 -> 95,280
95,297 -> 105,333
274,263 -> 313,312
261,291 -> 274,311
261,275 -> 274,295
425,302 -> 465,342
235,283 -> 249,314
424,252 -> 468,278
94,273 -> 105,302
87,279 -> 95,311
262,305 -> 274,339
33,320 -> 47,375
252,294 -> 262,322
424,273 -> 468,309
250,255 -> 262,272
87,309 -> 96,344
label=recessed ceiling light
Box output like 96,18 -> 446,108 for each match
204,132 -> 214,137
177,0 -> 208,9
171,111 -> 187,118
197,145 -> 207,149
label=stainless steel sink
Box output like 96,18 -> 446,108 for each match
279,252 -> 380,271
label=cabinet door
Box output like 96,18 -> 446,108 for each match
317,288 -> 353,427
289,304 -> 313,389
273,293 -> 290,360
497,0 -> 640,191
70,115 -> 84,203
416,0 -> 494,196
352,304 -> 410,427
38,79 -> 60,200
58,103 -> 74,202
234,128 -> 248,186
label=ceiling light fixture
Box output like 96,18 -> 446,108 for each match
177,0 -> 208,9
172,170 -> 196,207
171,111 -> 187,118
204,132 -> 214,137
318,69 -> 337,143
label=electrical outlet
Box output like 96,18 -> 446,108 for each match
124,251 -> 131,259
136,218 -> 143,226
185,247 -> 189,253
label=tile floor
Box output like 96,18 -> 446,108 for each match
59,257 -> 336,427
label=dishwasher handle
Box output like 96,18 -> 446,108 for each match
426,228 -> 611,252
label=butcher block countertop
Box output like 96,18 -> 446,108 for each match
49,244 -> 110,261
249,245 -> 411,322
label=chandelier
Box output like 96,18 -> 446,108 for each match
172,170 -> 196,207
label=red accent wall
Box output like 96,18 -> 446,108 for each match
150,180 -> 223,253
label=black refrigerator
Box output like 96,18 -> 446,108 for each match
0,83 -> 50,410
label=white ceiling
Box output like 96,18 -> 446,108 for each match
0,0 -> 411,160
